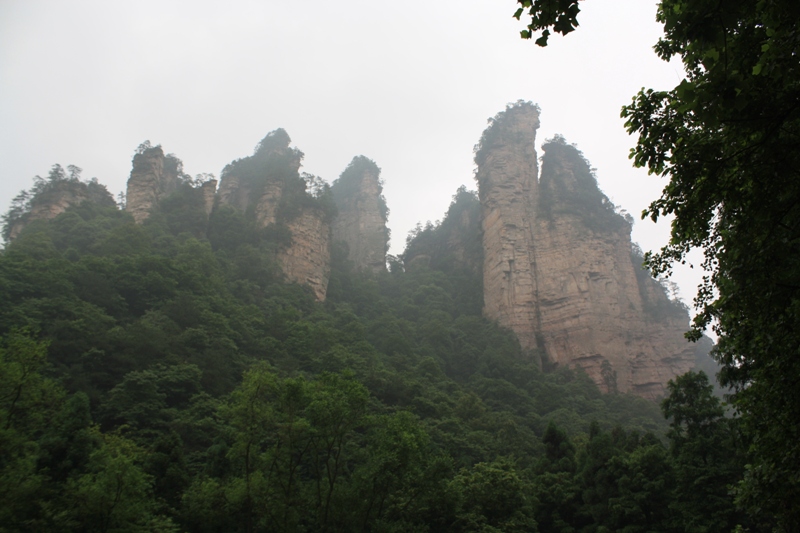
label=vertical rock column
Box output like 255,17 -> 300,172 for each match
331,157 -> 389,273
201,179 -> 218,216
126,147 -> 166,223
476,104 -> 542,351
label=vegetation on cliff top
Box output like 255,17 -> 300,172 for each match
538,135 -> 630,234
473,100 -> 540,169
1,164 -> 115,242
331,155 -> 388,222
221,129 -> 336,226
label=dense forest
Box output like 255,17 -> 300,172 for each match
0,149 -> 759,532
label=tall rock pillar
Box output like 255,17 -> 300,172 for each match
476,102 -> 542,351
125,145 -> 180,223
475,102 -> 696,399
331,156 -> 389,273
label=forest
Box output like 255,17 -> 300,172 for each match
0,149 -> 760,532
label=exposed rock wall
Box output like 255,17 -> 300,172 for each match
477,103 -> 542,352
216,173 -> 249,213
278,208 -> 331,301
125,146 -> 180,223
216,129 -> 332,301
331,157 -> 388,273
6,180 -> 115,241
201,179 -> 218,217
216,172 -> 285,226
477,102 -> 695,399
532,146 -> 694,397
216,129 -> 302,226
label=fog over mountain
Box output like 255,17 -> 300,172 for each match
1,0 -> 704,307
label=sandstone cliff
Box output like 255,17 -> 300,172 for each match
200,179 -> 218,217
216,129 -> 333,300
476,102 -> 542,355
125,145 -> 182,223
278,207 -> 331,301
331,156 -> 389,273
476,102 -> 696,399
3,165 -> 115,241
217,129 -> 303,227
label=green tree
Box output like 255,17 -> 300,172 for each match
0,333 -> 59,529
61,428 -> 172,532
450,458 -> 538,532
514,0 -> 800,526
662,371 -> 745,532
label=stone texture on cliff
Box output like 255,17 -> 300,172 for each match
278,207 -> 331,301
216,129 -> 302,227
331,156 -> 389,273
201,179 -> 218,217
216,129 -> 332,301
477,102 -> 542,353
125,146 -> 180,223
477,102 -> 695,399
6,177 -> 116,241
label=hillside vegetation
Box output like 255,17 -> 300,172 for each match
0,161 -> 753,531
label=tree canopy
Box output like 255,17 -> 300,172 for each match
0,160 -> 754,530
515,0 -> 800,526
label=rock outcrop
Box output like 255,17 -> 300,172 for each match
125,146 -> 181,223
476,102 -> 695,399
216,129 -> 333,300
216,129 -> 302,227
477,104 -> 542,354
278,207 -> 331,301
200,179 -> 218,217
4,166 -> 116,242
331,156 -> 389,273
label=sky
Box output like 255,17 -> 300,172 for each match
0,0 -> 705,309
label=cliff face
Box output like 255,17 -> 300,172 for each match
331,157 -> 389,273
200,179 -> 218,217
216,129 -> 302,227
278,207 -> 331,301
477,103 -> 542,353
125,146 -> 181,223
5,176 -> 115,241
477,102 -> 695,399
216,129 -> 332,300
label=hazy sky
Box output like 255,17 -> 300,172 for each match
1,0 -> 705,307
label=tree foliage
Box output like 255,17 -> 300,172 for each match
0,131 -> 756,530
514,0 -> 800,526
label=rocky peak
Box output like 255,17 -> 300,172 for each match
216,129 -> 333,300
331,156 -> 389,273
476,102 -> 696,399
217,128 -> 304,226
125,144 -> 182,223
478,102 -> 542,354
3,164 -> 115,242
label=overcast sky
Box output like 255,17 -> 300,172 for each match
1,0 -> 706,308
